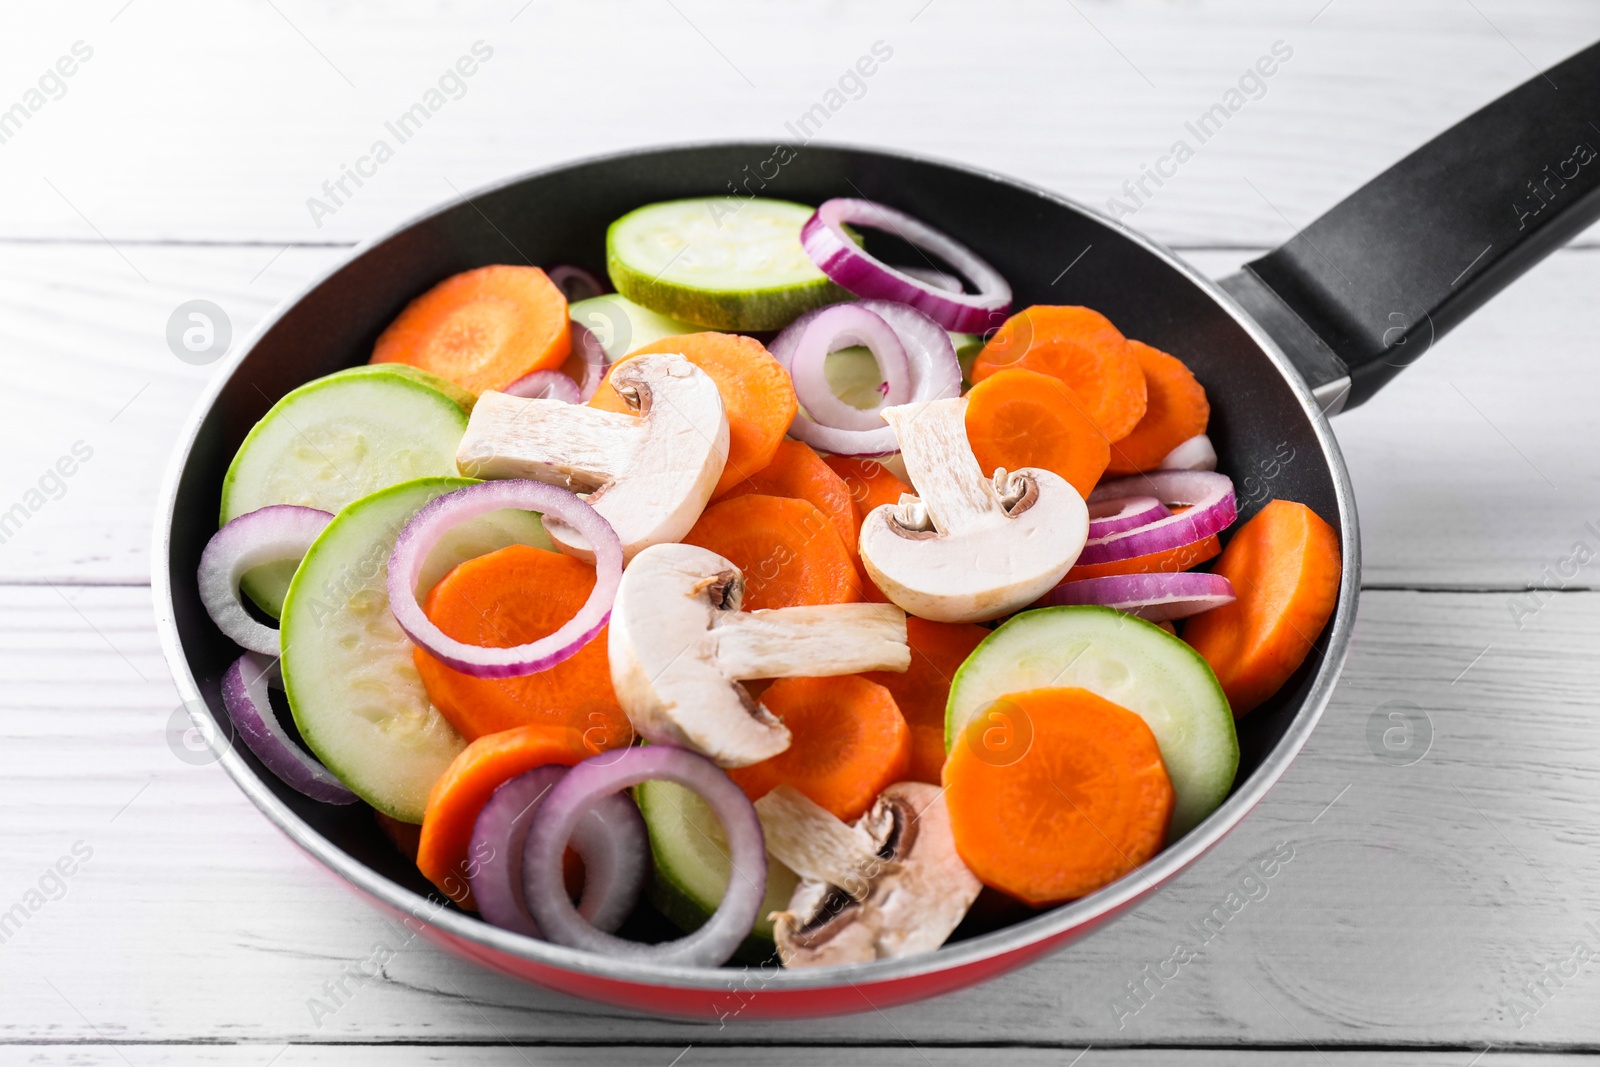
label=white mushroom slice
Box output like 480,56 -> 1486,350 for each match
755,786 -> 885,900
454,352 -> 729,561
608,543 -> 910,768
857,398 -> 1088,622
770,781 -> 982,967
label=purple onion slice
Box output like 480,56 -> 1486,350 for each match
800,198 -> 1011,333
546,264 -> 608,304
1081,471 -> 1237,566
1047,572 -> 1236,622
523,746 -> 764,967
1087,496 -> 1171,538
502,370 -> 581,403
198,505 -> 333,655
386,480 -> 621,678
220,652 -> 357,804
769,299 -> 961,456
469,764 -> 648,938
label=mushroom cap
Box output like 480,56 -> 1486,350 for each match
609,544 -> 910,768
607,543 -> 792,767
856,398 -> 1089,623
455,353 -> 728,562
772,781 -> 982,967
859,466 -> 1088,623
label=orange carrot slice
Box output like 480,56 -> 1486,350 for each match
728,675 -> 910,822
372,265 -> 571,394
1106,342 -> 1211,475
965,368 -> 1110,499
417,725 -> 594,908
823,454 -> 911,520
865,616 -> 988,785
1183,500 -> 1342,716
718,438 -> 858,557
590,332 -> 798,496
943,686 -> 1174,906
969,306 -> 1147,441
821,454 -> 912,603
1065,533 -> 1221,582
413,544 -> 628,744
683,494 -> 861,610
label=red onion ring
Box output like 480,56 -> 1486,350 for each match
523,746 -> 765,967
770,299 -> 961,456
386,480 -> 621,679
546,264 -> 608,303
469,765 -> 648,938
221,652 -> 357,804
1088,496 -> 1171,538
1161,434 -> 1218,471
1047,572 -> 1236,622
198,505 -> 332,655
773,304 -> 911,433
571,322 -> 612,403
502,370 -> 581,403
899,265 -> 964,293
800,198 -> 1012,333
1080,471 -> 1237,566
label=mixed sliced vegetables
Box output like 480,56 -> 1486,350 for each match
198,193 -> 1343,970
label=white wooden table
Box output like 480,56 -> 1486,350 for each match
3,1 -> 1599,1062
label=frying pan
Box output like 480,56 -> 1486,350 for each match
154,42 -> 1600,1019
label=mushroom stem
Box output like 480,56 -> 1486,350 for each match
715,605 -> 909,680
755,786 -> 883,900
608,544 -> 911,768
768,781 -> 983,967
880,399 -> 997,533
857,397 -> 1089,623
454,354 -> 729,561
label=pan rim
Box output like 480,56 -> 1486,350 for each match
150,138 -> 1362,999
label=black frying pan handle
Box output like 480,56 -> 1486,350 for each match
1221,38 -> 1600,413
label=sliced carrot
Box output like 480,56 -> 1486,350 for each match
823,454 -> 912,521
728,676 -> 910,822
943,686 -> 1174,906
1106,342 -> 1211,475
413,544 -> 629,745
683,494 -> 861,610
589,332 -> 798,496
964,368 -> 1110,499
372,265 -> 571,395
1064,533 -> 1221,582
718,438 -> 858,557
375,811 -> 421,863
821,455 -> 911,603
1183,500 -> 1342,716
865,617 -> 989,785
969,306 -> 1147,442
417,725 -> 594,908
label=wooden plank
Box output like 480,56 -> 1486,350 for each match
0,1050 -> 1582,1066
1,1 -> 1597,248
5,243 -> 1598,589
3,586 -> 1598,1046
0,244 -> 335,584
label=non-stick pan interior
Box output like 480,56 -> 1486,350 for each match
165,143 -> 1343,945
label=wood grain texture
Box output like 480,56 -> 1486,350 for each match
3,587 -> 1596,1047
0,1 -> 1597,248
0,1052 -> 1584,1067
6,0 -> 1600,1056
3,244 -> 1595,589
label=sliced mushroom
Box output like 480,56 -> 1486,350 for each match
608,543 -> 910,767
857,398 -> 1088,622
455,353 -> 729,561
765,782 -> 982,967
